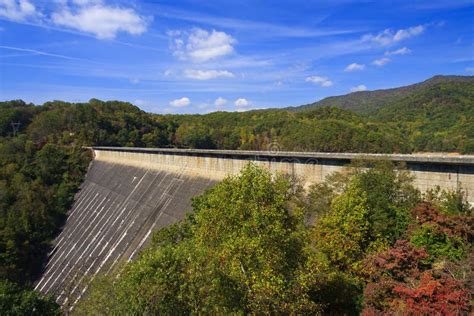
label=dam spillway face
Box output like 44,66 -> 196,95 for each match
34,158 -> 216,309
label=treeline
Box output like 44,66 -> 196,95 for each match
2,80 -> 473,154
76,163 -> 473,314
1,99 -> 405,152
0,99 -> 170,147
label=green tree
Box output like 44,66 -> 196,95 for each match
0,280 -> 59,315
312,177 -> 378,272
312,163 -> 419,272
174,123 -> 215,148
34,144 -> 66,185
410,225 -> 466,262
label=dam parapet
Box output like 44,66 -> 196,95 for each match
94,147 -> 474,204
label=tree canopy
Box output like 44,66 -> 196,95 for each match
1,78 -> 473,154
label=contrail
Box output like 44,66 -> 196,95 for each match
0,45 -> 87,61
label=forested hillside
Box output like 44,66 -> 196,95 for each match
1,75 -> 473,154
295,75 -> 473,113
0,102 -> 92,314
372,79 -> 474,152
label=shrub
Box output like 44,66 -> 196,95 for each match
362,240 -> 471,315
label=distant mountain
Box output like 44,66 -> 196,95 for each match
293,75 -> 474,113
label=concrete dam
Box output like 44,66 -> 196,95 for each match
35,147 -> 474,309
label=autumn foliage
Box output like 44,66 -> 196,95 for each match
392,271 -> 470,315
362,239 -> 471,315
411,202 -> 473,242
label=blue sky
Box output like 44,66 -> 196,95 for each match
0,0 -> 473,114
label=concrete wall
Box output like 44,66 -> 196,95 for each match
35,159 -> 217,310
94,147 -> 474,204
94,149 -> 346,185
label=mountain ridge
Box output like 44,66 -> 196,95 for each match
291,75 -> 474,113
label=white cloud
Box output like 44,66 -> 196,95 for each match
305,75 -> 333,87
0,0 -> 37,21
344,63 -> 365,72
465,67 -> 474,73
350,84 -> 367,92
184,69 -> 234,80
214,97 -> 227,106
362,25 -> 425,46
394,25 -> 424,41
170,28 -> 236,62
52,3 -> 148,39
372,57 -> 391,66
385,47 -> 412,55
169,97 -> 190,107
234,98 -> 250,107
